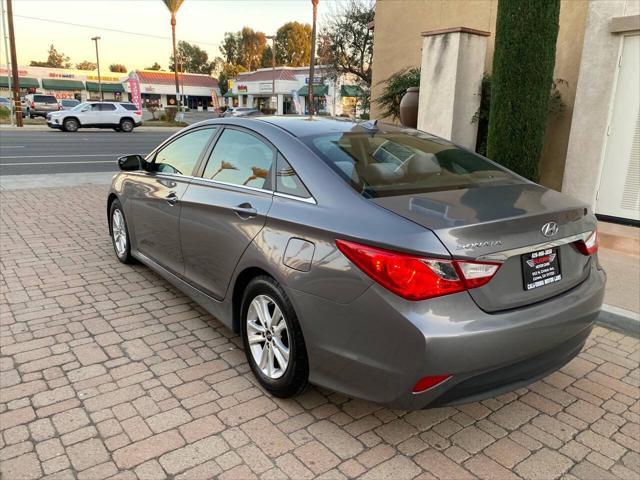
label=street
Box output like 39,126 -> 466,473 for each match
0,130 -> 174,175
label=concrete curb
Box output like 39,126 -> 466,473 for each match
0,125 -> 182,132
597,304 -> 640,338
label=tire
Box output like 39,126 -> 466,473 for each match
109,200 -> 135,264
120,118 -> 134,132
241,276 -> 309,398
63,118 -> 79,132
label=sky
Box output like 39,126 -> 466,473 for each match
1,0 -> 340,71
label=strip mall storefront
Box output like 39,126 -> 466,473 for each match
123,70 -> 221,111
0,66 -> 125,101
229,66 -> 366,117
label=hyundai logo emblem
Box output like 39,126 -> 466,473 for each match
541,222 -> 559,237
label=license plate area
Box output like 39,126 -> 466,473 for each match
522,248 -> 562,291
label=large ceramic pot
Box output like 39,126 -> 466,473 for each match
399,87 -> 419,129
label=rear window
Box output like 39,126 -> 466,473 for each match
302,128 -> 520,198
121,103 -> 138,111
34,95 -> 57,104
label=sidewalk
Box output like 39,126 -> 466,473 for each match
597,222 -> 640,332
0,183 -> 639,480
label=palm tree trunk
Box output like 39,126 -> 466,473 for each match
171,13 -> 180,108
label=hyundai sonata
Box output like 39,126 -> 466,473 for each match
107,116 -> 605,409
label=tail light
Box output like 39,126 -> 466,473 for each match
135,110 -> 142,116
412,374 -> 451,393
335,239 -> 500,301
575,229 -> 598,255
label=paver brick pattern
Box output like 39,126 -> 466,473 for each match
1,185 -> 639,480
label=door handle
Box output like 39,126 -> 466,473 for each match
232,202 -> 257,219
166,192 -> 179,206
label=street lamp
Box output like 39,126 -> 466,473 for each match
308,0 -> 319,116
91,36 -> 103,100
266,35 -> 276,113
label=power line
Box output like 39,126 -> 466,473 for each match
14,14 -> 220,48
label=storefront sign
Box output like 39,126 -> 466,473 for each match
49,72 -> 75,78
87,75 -> 121,82
128,72 -> 142,110
259,83 -> 273,93
237,85 -> 248,92
305,76 -> 323,84
0,67 -> 28,76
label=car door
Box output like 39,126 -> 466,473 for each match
77,103 -> 100,126
128,127 -> 218,275
180,127 -> 275,300
98,103 -> 118,125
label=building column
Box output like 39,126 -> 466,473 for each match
247,95 -> 254,108
417,27 -> 490,149
277,94 -> 284,115
300,96 -> 306,114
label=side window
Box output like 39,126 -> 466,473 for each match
90,104 -> 101,112
153,128 -> 216,176
276,154 -> 311,198
99,103 -> 116,111
202,129 -> 274,190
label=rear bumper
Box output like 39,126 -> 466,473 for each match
291,262 -> 605,409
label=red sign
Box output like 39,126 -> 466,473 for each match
128,72 -> 142,110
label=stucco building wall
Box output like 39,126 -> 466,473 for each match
370,0 -> 588,190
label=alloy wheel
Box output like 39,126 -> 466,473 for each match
246,295 -> 290,379
112,208 -> 127,257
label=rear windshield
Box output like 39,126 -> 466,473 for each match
34,95 -> 58,104
302,128 -> 521,198
121,103 -> 138,111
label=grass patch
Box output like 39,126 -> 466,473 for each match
143,120 -> 188,128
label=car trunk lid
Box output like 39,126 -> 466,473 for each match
371,183 -> 596,312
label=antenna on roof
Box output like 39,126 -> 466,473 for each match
360,119 -> 378,130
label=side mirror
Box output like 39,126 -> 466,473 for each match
118,154 -> 145,171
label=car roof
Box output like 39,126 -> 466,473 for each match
253,115 -> 375,138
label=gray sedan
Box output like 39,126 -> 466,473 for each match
107,116 -> 605,409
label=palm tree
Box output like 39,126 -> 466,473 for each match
308,0 -> 319,116
162,0 -> 185,108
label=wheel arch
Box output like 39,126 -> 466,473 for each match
231,266 -> 274,334
107,193 -> 119,234
63,116 -> 80,126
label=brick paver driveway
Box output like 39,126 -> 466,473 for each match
1,185 -> 639,480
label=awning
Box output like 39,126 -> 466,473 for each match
85,81 -> 124,93
298,85 -> 329,96
340,85 -> 365,97
223,90 -> 237,98
41,79 -> 85,91
0,76 -> 40,88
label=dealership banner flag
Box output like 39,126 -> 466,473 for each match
129,72 -> 142,110
291,89 -> 301,114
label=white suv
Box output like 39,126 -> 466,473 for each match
47,101 -> 142,132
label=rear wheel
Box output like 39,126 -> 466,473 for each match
63,118 -> 79,132
241,276 -> 309,398
120,119 -> 134,133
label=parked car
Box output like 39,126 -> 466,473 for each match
223,107 -> 261,117
107,117 -> 605,409
24,93 -> 60,118
59,99 -> 81,110
47,101 -> 142,132
0,97 -> 12,109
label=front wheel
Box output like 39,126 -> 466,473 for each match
110,200 -> 134,264
120,119 -> 134,132
63,118 -> 79,132
241,276 -> 309,398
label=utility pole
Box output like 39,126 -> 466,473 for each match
266,35 -> 276,113
91,36 -> 103,100
6,0 -> 22,126
308,0 -> 319,116
1,0 -> 14,126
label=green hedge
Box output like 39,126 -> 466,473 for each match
487,0 -> 561,181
